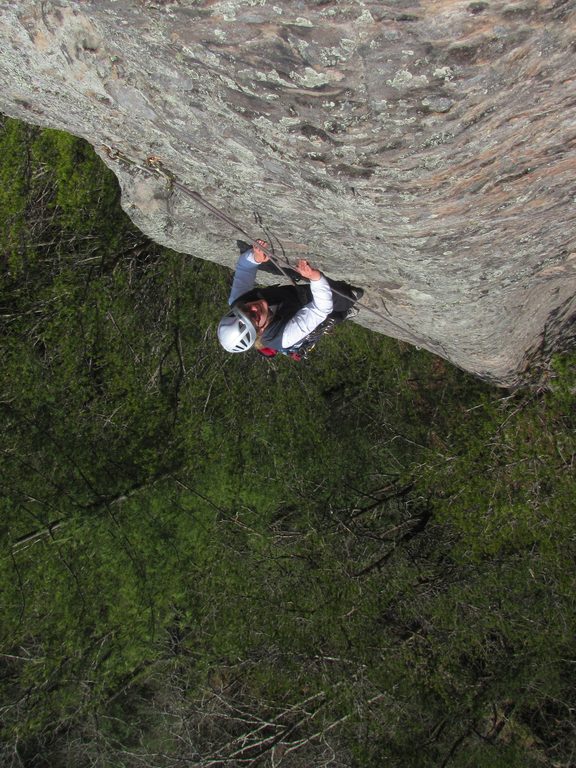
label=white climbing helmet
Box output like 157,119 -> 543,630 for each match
217,307 -> 257,353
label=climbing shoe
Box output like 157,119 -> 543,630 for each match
350,287 -> 364,303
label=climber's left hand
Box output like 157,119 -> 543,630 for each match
295,259 -> 321,281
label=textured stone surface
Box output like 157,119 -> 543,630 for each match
1,0 -> 575,385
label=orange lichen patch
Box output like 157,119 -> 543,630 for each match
32,30 -> 51,52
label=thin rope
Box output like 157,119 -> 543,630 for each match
102,147 -> 414,337
154,162 -> 301,287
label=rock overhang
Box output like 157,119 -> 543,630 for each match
0,0 -> 574,386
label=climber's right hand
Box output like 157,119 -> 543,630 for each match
252,239 -> 269,263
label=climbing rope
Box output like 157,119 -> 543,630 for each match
101,146 -> 415,337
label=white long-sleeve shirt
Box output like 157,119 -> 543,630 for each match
229,250 -> 333,349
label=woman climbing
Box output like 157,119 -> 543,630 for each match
217,240 -> 363,357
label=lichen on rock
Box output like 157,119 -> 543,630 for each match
1,0 -> 575,385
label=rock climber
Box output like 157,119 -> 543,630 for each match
217,239 -> 363,357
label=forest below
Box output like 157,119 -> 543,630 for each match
0,116 -> 575,768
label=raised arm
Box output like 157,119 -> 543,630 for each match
280,260 -> 333,349
228,240 -> 269,305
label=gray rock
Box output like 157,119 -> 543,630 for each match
1,0 -> 575,386
421,97 -> 454,113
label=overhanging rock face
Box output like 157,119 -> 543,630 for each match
1,0 -> 575,385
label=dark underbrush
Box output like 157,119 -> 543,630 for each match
1,116 -> 574,768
